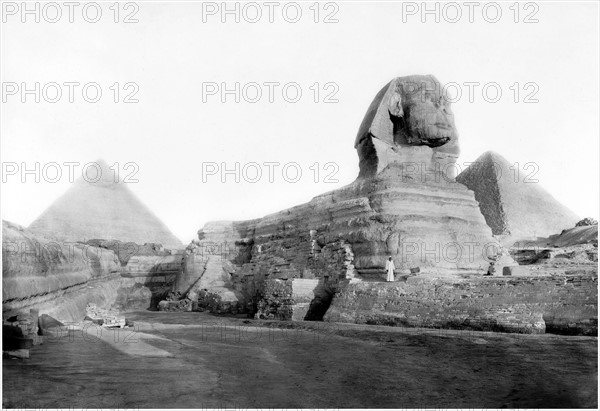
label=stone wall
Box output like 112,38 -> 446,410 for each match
255,278 -> 332,321
324,274 -> 597,335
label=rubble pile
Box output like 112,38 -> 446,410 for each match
157,298 -> 192,312
84,303 -> 127,328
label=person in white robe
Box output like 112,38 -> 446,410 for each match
385,256 -> 395,282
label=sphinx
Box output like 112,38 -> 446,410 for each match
171,75 -> 518,315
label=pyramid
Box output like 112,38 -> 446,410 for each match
456,151 -> 579,240
28,160 -> 183,249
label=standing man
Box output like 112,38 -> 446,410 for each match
484,261 -> 496,276
385,256 -> 395,282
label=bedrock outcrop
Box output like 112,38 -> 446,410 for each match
2,221 -> 184,323
2,220 -> 122,322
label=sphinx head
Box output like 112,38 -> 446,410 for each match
390,75 -> 457,147
355,75 -> 460,178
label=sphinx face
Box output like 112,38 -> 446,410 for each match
394,77 -> 458,148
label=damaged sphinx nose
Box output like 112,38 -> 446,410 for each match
355,74 -> 460,179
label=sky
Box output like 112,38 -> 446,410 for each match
1,1 -> 599,244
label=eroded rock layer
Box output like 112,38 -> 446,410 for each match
3,221 -> 122,322
2,221 -> 184,323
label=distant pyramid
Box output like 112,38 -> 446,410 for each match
456,151 -> 579,240
28,160 -> 183,249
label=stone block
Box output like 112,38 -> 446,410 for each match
503,266 -> 531,276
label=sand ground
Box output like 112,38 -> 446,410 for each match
2,311 -> 597,408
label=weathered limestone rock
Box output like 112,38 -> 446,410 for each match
2,220 -> 122,321
456,151 -> 580,241
28,159 -> 183,250
227,172 -> 508,277
113,283 -> 154,311
162,222 -> 247,313
2,220 -> 184,322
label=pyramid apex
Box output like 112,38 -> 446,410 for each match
477,151 -> 510,165
459,151 -> 512,176
74,159 -> 118,185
